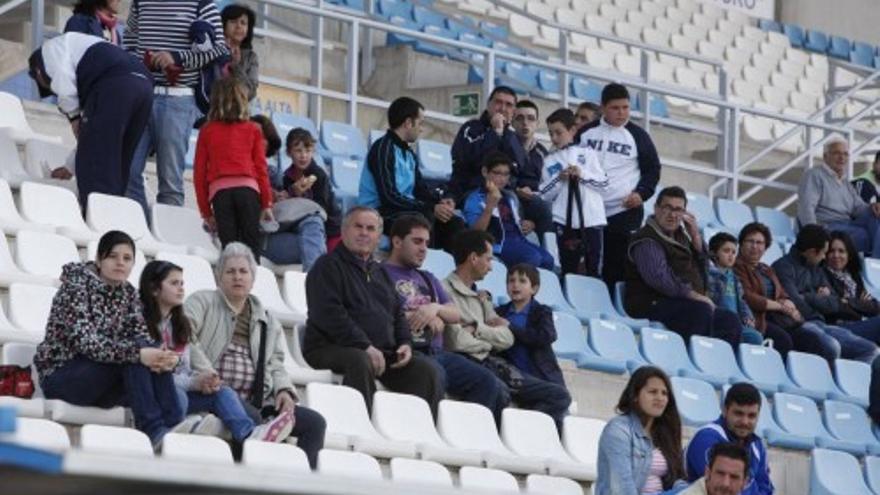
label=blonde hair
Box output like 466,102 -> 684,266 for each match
207,78 -> 249,123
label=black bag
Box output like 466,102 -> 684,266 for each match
249,320 -> 268,410
558,176 -> 590,275
481,355 -> 525,390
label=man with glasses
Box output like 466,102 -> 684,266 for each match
510,100 -> 553,237
798,138 -> 880,257
623,186 -> 742,347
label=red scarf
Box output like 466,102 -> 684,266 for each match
96,10 -> 118,45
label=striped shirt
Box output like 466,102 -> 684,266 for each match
641,448 -> 667,494
124,0 -> 227,87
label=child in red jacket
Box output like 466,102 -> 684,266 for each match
193,78 -> 274,259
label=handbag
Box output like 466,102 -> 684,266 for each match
273,198 -> 327,229
0,365 -> 35,399
481,355 -> 525,390
559,175 -> 590,274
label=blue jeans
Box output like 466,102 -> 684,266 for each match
41,357 -> 184,446
426,350 -> 510,424
263,214 -> 327,271
826,208 -> 880,258
840,316 -> 880,345
499,234 -> 554,270
126,93 -> 200,214
741,326 -> 764,345
176,385 -> 255,442
819,321 -> 880,363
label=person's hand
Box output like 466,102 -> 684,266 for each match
490,112 -> 506,134
389,344 -> 412,369
139,348 -> 178,373
229,44 -> 241,64
872,202 -> 880,217
780,299 -> 796,313
744,317 -> 756,328
151,50 -> 175,70
260,208 -> 275,223
50,167 -> 73,180
681,211 -> 701,243
407,304 -> 439,332
861,290 -> 874,301
564,165 -> 581,179
204,216 -> 217,233
516,186 -> 535,199
274,389 -> 296,413
817,286 -> 831,297
427,317 -> 445,334
70,118 -> 80,139
622,192 -> 643,209
157,350 -> 179,372
293,176 -> 315,196
462,322 -> 478,335
365,345 -> 386,377
520,219 -> 535,235
486,316 -> 509,327
790,308 -> 804,322
433,202 -> 454,223
486,179 -> 502,206
690,291 -> 715,309
196,371 -> 221,394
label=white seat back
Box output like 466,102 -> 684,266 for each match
151,204 -> 219,259
14,230 -> 80,279
0,129 -> 29,185
86,193 -> 152,240
305,383 -> 382,440
80,424 -> 153,456
283,271 -> 308,316
437,399 -> 510,455
252,266 -> 294,315
162,433 -> 233,464
389,458 -> 452,486
501,408 -> 573,463
458,466 -> 519,493
526,474 -> 583,495
155,252 -> 216,297
8,283 -> 58,336
317,450 -> 383,480
19,181 -> 90,231
24,139 -> 73,179
12,417 -> 70,451
242,440 -> 310,472
372,391 -> 445,447
562,416 -> 606,468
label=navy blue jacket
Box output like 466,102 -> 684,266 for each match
495,301 -> 564,386
450,111 -> 528,200
64,13 -> 123,45
518,141 -> 548,191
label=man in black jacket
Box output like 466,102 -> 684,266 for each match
302,206 -> 442,413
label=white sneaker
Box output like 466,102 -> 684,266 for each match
249,411 -> 294,443
192,414 -> 226,437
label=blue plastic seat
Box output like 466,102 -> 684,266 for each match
828,36 -> 851,60
331,156 -> 362,213
475,259 -> 509,306
272,112 -> 319,141
551,312 -> 627,374
762,242 -> 784,264
479,20 -> 508,39
834,359 -> 871,408
423,249 -> 455,280
417,140 -> 452,181
754,206 -> 796,244
670,377 -> 719,427
565,275 -> 650,329
863,258 -> 880,298
412,6 -> 446,29
386,16 -> 421,46
414,25 -> 454,57
851,42 -> 875,67
320,121 -> 368,161
376,0 -> 412,19
458,31 -> 491,47
738,344 -> 813,396
805,29 -> 830,53
587,318 -> 647,372
771,393 -> 864,454
368,129 -> 385,146
537,70 -> 560,95
492,40 -> 525,56
686,193 -> 721,229
758,19 -> 782,32
535,269 -> 574,313
640,328 -> 726,386
570,78 -> 602,102
542,232 -> 560,270
501,62 -> 538,91
632,94 -> 669,118
810,448 -> 874,495
786,351 -> 850,402
823,400 -> 880,455
714,199 -> 754,233
690,335 -> 748,385
783,23 -> 805,48
865,456 -> 880,494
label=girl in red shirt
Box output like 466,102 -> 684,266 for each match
193,78 -> 274,259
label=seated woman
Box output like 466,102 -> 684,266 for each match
184,242 -> 326,468
825,230 -> 880,343
734,222 -> 840,363
34,231 -> 183,447
139,260 -> 294,443
595,366 -> 686,495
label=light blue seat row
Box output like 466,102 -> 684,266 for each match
670,376 -> 719,427
771,393 -> 864,455
587,318 -> 646,373
715,198 -> 754,234
417,139 -> 452,181
810,448 -> 874,495
551,312 -> 627,375
640,328 -> 727,387
475,259 -> 510,306
423,248 -> 455,280
536,268 -> 574,313
565,275 -> 651,330
320,120 -> 368,162
738,344 -> 820,398
686,192 -> 721,230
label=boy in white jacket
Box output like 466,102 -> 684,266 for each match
538,109 -> 609,276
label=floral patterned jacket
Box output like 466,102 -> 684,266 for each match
34,262 -> 150,381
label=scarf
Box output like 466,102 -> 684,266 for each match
96,10 -> 119,45
828,268 -> 858,299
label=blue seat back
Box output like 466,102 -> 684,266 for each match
670,377 -> 720,426
369,129 -> 385,146
758,19 -> 782,32
565,274 -> 618,320
783,23 -> 805,48
570,78 -> 602,102
536,268 -> 572,312
773,392 -> 824,438
377,0 -> 412,19
417,139 -> 452,180
691,336 -> 743,381
686,193 -> 720,229
810,448 -> 874,495
640,328 -> 692,375
475,259 -> 509,305
479,20 -> 508,39
503,62 -> 538,88
458,31 -> 492,47
828,35 -> 851,59
272,112 -> 319,141
834,359 -> 870,405
864,257 -> 880,288
715,198 -> 754,232
754,206 -> 795,241
787,351 -> 839,398
865,456 -> 880,494
739,344 -> 790,389
850,41 -> 875,66
537,70 -> 560,94
552,312 -> 588,356
823,400 -> 876,446
805,29 -> 830,53
413,6 -> 446,29
588,318 -> 642,363
762,242 -> 783,264
423,249 -> 455,280
321,121 -> 368,160
330,156 -> 362,196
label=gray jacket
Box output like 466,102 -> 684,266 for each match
771,249 -> 842,322
797,164 -> 869,226
441,272 -> 514,360
184,289 -> 295,403
232,48 -> 259,101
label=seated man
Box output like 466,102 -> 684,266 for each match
685,383 -> 773,495
382,214 -> 510,423
681,443 -> 750,495
624,186 -> 742,347
303,206 -> 442,414
359,96 -> 464,252
442,229 -> 570,429
798,138 -> 880,257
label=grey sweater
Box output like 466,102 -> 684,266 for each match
797,164 -> 869,226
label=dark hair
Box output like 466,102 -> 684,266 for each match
452,230 -> 495,265
794,224 -> 830,253
221,4 -> 256,49
829,230 -> 863,280
507,263 -> 539,287
724,382 -> 761,408
139,261 -> 191,347
72,0 -> 108,15
546,108 -> 576,128
616,366 -> 685,488
516,99 -> 539,116
709,232 -> 737,253
655,186 -> 687,207
285,127 -> 317,151
482,151 -> 512,173
96,230 -> 135,260
388,96 -> 424,130
577,101 -> 600,113
390,214 -> 432,241
708,442 -> 750,478
250,114 -> 281,157
601,83 -> 630,105
738,222 -> 773,247
489,85 -> 517,102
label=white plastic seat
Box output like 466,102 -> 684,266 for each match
79,424 -> 153,456
723,46 -> 750,67
770,72 -> 797,92
10,417 -> 70,451
525,1 -> 554,20
555,9 -> 586,30
372,391 -> 482,466
585,49 -> 613,70
760,86 -> 789,110
613,20 -> 641,41
282,271 -> 308,319
652,16 -> 677,35
0,131 -> 32,188
280,330 -> 334,385
154,251 -> 216,298
625,10 -> 651,28
48,400 -> 127,426
598,38 -> 628,55
389,458 -> 453,486
151,204 -> 219,263
14,230 -> 79,280
797,78 -> 825,97
162,433 -> 233,464
242,439 -> 311,472
0,395 -> 45,418
437,399 -> 545,474
8,283 -> 57,340
459,466 -> 520,493
0,179 -> 54,236
778,58 -> 804,77
304,382 -> 416,458
598,3 -> 625,20
23,139 -> 73,181
561,416 -> 604,477
742,66 -> 769,85
526,474 -> 583,495
751,53 -> 780,73
532,25 -> 560,49
501,409 -> 595,481
85,240 -> 147,286
0,235 -> 55,288
252,266 -> 301,327
86,193 -> 186,256
508,13 -> 539,43
585,14 -> 612,34
642,27 -> 670,47
19,181 -> 99,246
790,92 -> 820,112
615,53 -> 641,75
731,79 -> 760,104
0,92 -> 63,145
665,5 -> 690,22
318,450 -> 383,480
742,115 -> 775,144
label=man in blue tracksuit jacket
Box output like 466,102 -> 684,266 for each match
684,383 -> 774,495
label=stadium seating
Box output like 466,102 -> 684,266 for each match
423,248 -> 455,280
458,466 -> 520,492
762,241 -> 784,264
14,230 -> 79,280
786,351 -> 854,403
9,418 -> 70,452
317,450 -> 383,481
639,328 -> 726,386
738,343 -> 816,397
154,252 -> 216,297
500,408 -> 595,481
0,178 -> 55,236
388,458 -> 452,486
536,268 -> 575,313
417,139 -> 453,180
833,359 -> 871,408
551,312 -> 627,374
865,456 -> 880,494
526,474 -> 583,495
564,274 -> 651,329
670,376 -> 720,426
252,265 -> 302,327
475,259 -> 509,305
282,271 -> 309,319
715,198 -> 754,233
272,111 -> 319,141
23,139 -> 73,183
241,440 -> 311,472
0,234 -> 54,288
86,194 -> 187,256
79,425 -> 153,457
0,92 -> 62,145
770,393 -> 864,454
7,282 -> 56,339
686,193 -> 722,229
689,335 -> 749,385
320,121 -> 368,161
587,318 -> 647,372
19,181 -> 99,246
151,204 -> 220,263
560,415 -> 604,477
162,433 -> 234,464
809,448 -> 874,495
821,400 -> 880,455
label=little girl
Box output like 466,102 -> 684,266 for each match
138,260 -> 293,443
193,77 -> 274,260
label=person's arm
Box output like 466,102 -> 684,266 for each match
632,126 -> 661,201
305,258 -> 373,348
805,270 -> 842,316
630,240 -> 693,298
772,259 -> 814,318
735,277 -> 756,322
684,430 -> 719,482
475,300 -> 514,351
797,171 -> 820,226
467,194 -> 495,232
734,264 -> 774,313
169,0 -> 229,70
193,127 -> 211,219
538,156 -> 564,201
251,125 -> 273,209
598,420 -> 641,495
369,139 -> 428,212
506,305 -> 557,347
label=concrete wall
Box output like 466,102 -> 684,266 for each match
778,0 -> 880,45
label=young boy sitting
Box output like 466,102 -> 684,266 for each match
495,263 -> 565,387
707,232 -> 764,346
462,151 -> 554,270
538,108 -> 608,276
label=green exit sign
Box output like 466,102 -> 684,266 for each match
452,92 -> 480,117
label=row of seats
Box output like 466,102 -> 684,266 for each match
811,448 -> 880,495
760,19 -> 880,69
685,192 -> 797,243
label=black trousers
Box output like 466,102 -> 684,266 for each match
602,206 -> 644,291
211,186 -> 262,260
556,224 -> 604,277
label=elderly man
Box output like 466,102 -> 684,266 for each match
302,206 -> 442,414
798,139 -> 880,257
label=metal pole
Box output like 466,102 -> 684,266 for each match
730,107 -> 740,199
361,0 -> 374,82
483,51 -> 495,105
309,5 -> 324,123
560,34 -> 569,109
30,0 -> 43,51
639,51 -> 649,131
347,21 -> 359,125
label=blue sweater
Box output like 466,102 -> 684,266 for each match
685,416 -> 774,495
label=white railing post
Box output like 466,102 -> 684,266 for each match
560,34 -> 569,108
347,20 -> 360,125
639,51 -> 649,132
309,3 -> 324,124
30,0 -> 43,51
483,50 -> 495,106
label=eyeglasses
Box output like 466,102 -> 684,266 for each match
489,170 -> 511,177
658,204 -> 686,215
